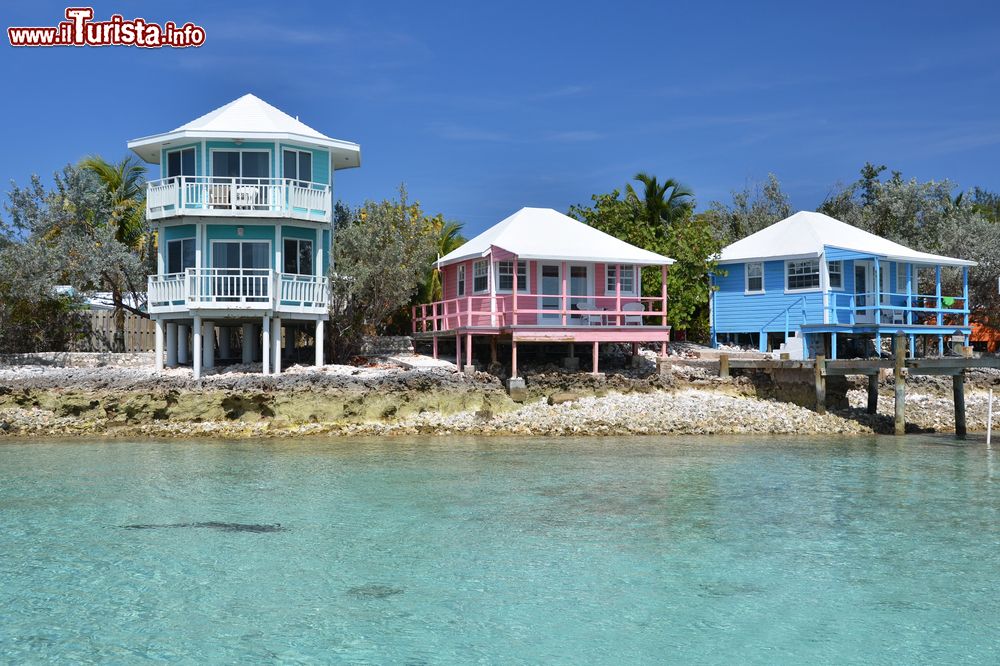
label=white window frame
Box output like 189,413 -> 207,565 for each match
827,260 -> 843,291
495,260 -> 529,294
606,265 -> 637,295
209,239 -> 272,270
210,148 -> 271,180
456,264 -> 466,297
896,263 -> 907,295
166,237 -> 196,275
282,148 -> 313,186
472,260 -> 488,293
745,262 -> 764,294
785,259 -> 821,292
283,237 -> 314,275
166,147 -> 196,181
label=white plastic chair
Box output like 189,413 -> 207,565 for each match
575,300 -> 603,326
623,302 -> 645,325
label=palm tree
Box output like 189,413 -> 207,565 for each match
424,219 -> 465,303
625,172 -> 694,233
80,155 -> 149,351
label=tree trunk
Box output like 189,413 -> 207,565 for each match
112,286 -> 126,353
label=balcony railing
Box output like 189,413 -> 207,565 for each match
146,176 -> 332,222
148,268 -> 329,315
825,291 -> 969,326
412,293 -> 668,333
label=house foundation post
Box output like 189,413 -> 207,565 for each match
867,373 -> 879,414
908,334 -> 916,359
466,333 -> 473,370
271,318 -> 282,375
831,332 -> 838,360
938,335 -> 945,356
192,316 -> 203,381
455,333 -> 462,371
511,340 -> 518,378
242,323 -> 254,365
218,326 -> 231,360
953,373 -> 967,439
315,319 -> 325,367
894,333 -> 905,435
165,322 -> 178,368
592,342 -> 600,375
815,354 -> 826,415
490,337 -> 497,365
177,324 -> 189,364
154,319 -> 164,371
262,316 -> 271,375
202,321 -> 215,370
432,335 -> 438,360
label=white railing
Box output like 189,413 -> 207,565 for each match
145,176 -> 332,222
147,269 -> 329,313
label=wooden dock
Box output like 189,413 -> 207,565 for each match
717,334 -> 1000,437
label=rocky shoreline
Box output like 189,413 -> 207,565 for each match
0,358 -> 996,440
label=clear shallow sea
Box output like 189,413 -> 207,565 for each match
1,435 -> 998,664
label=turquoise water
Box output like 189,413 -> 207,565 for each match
1,435 -> 998,664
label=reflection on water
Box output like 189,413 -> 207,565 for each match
0,434 -> 998,663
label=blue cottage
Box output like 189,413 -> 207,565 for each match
128,94 -> 360,377
711,212 -> 975,359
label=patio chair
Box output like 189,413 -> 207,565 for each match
575,300 -> 604,325
623,302 -> 645,325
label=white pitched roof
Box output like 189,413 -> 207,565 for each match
718,211 -> 975,267
438,207 -> 674,267
128,94 -> 360,169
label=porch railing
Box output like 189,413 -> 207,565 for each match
148,268 -> 329,313
411,292 -> 668,333
146,176 -> 332,222
825,291 -> 969,326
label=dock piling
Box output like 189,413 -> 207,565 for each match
814,355 -> 826,415
953,373 -> 967,439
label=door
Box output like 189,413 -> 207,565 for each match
854,260 -> 875,324
569,265 -> 591,325
538,264 -> 561,324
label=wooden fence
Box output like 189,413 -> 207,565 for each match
70,311 -> 157,353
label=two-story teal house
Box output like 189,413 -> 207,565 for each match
711,211 -> 975,359
129,94 -> 360,377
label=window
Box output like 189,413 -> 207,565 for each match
473,260 -> 488,293
745,262 -> 764,293
456,265 -> 466,297
496,260 -> 528,292
283,238 -> 314,275
212,150 -> 270,182
283,149 -> 313,186
212,241 -> 270,269
166,148 -> 196,182
896,263 -> 908,294
166,238 -> 195,274
827,260 -> 843,290
607,265 -> 636,294
786,259 -> 820,290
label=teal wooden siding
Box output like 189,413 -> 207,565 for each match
162,224 -> 196,243
322,229 -> 331,273
279,143 -> 330,185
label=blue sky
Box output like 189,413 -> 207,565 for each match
2,0 -> 999,235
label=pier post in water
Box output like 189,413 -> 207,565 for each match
814,354 -> 826,415
894,333 -> 905,435
866,373 -> 879,415
953,373 -> 967,439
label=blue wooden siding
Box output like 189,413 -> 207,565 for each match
714,260 -> 823,333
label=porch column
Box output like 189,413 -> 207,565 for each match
487,251 -> 497,327
165,323 -> 178,368
935,266 -> 942,314
154,319 -> 164,371
242,323 -> 254,364
262,316 -> 271,375
906,264 -> 913,325
271,318 -> 282,375
466,333 -> 473,369
873,257 -> 881,326
202,321 -> 215,369
192,315 -> 203,380
962,266 -> 969,328
560,261 -> 567,326
177,324 -> 189,364
218,326 -> 231,360
511,340 -> 518,379
315,319 -> 325,367
615,264 -> 622,326
592,342 -> 600,375
511,254 -> 518,326
661,264 -> 669,326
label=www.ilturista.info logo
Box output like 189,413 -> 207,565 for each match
8,7 -> 206,48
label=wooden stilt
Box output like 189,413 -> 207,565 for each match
432,335 -> 438,359
466,333 -> 473,369
867,373 -> 879,415
592,341 -> 599,375
953,373 -> 967,439
815,354 -> 826,415
455,334 -> 462,371
719,354 -> 730,378
511,340 -> 518,378
490,337 -> 497,364
894,333 -> 905,435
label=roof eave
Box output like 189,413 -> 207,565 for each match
126,130 -> 361,167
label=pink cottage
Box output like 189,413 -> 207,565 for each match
412,207 -> 674,377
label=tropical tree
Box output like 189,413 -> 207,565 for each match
705,173 -> 792,243
420,217 -> 465,304
624,172 -> 694,232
